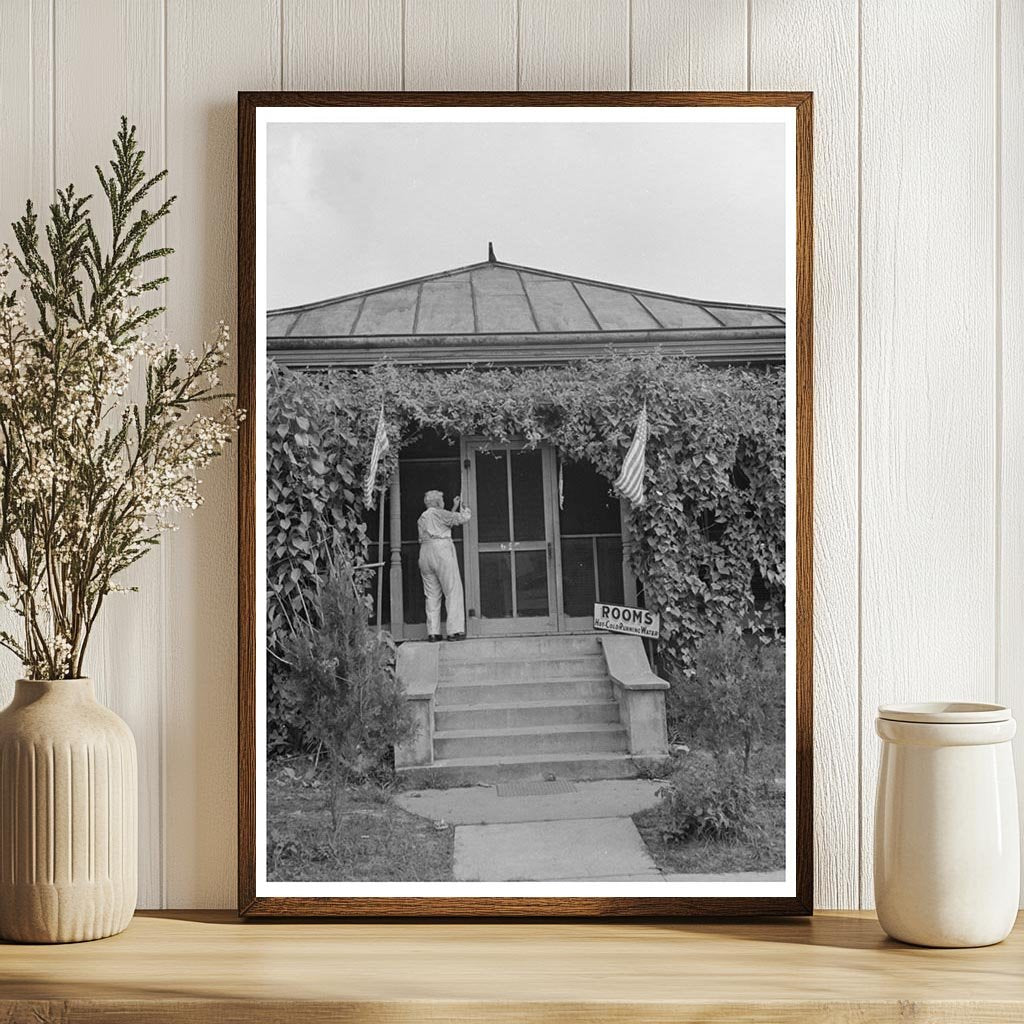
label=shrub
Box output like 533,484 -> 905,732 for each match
275,551 -> 414,828
666,627 -> 785,771
653,751 -> 763,844
267,367 -> 373,753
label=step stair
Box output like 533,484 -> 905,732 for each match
397,752 -> 639,788
399,633 -> 641,785
435,675 -> 614,707
440,634 -> 602,660
440,653 -> 608,684
433,722 -> 629,760
435,698 -> 621,731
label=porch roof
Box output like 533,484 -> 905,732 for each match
268,254 -> 786,367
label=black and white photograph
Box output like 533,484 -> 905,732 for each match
246,98 -> 808,912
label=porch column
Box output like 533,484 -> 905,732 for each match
620,498 -> 638,605
388,467 -> 404,638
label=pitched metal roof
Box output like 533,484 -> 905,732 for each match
267,257 -> 785,341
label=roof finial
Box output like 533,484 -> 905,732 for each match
487,241 -> 496,263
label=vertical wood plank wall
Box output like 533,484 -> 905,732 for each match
0,0 -> 1017,910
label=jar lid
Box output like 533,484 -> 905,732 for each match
877,702 -> 1011,724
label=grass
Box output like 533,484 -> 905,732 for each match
393,767 -> 472,792
633,745 -> 786,876
267,760 -> 454,882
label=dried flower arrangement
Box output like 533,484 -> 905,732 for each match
0,119 -> 240,679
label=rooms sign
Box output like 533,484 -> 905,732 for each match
593,603 -> 660,640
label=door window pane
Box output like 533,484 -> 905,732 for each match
511,449 -> 545,541
596,537 -> 625,606
479,551 -> 513,618
559,460 -> 621,535
514,549 -> 549,617
561,537 -> 596,616
475,450 -> 510,542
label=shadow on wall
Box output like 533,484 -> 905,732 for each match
160,99 -> 242,906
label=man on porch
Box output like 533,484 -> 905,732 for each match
418,490 -> 472,642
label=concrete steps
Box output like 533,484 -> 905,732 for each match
440,635 -> 602,660
398,752 -> 639,788
395,633 -> 642,784
433,722 -> 629,760
440,653 -> 608,684
435,675 -> 614,706
435,698 -> 621,731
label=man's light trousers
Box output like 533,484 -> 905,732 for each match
418,537 -> 465,636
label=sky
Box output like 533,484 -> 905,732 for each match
267,120 -> 786,311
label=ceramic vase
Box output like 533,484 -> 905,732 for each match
874,702 -> 1019,948
0,678 -> 137,943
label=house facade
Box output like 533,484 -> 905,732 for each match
268,251 -> 785,780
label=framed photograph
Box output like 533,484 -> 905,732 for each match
238,91 -> 812,917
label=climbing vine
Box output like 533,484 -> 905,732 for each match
267,351 -> 785,703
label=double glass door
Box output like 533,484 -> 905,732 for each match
463,440 -> 558,635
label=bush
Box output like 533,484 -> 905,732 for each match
267,367 -> 374,753
653,751 -> 763,844
275,552 -> 414,828
665,627 -> 785,771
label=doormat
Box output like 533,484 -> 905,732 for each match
496,780 -> 577,798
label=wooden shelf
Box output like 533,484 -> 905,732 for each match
2,910 -> 1022,1022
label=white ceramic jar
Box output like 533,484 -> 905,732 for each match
874,702 -> 1019,947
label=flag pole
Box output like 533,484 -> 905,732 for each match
376,481 -> 386,629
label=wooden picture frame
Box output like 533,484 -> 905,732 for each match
238,91 -> 813,917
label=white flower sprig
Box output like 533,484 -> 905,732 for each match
0,119 -> 241,679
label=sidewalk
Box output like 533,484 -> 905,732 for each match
454,817 -> 662,881
396,780 -> 783,884
396,778 -> 662,825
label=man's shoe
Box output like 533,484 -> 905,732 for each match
427,634 -> 442,643
448,632 -> 465,642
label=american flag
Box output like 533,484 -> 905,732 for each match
362,404 -> 390,508
613,402 -> 648,506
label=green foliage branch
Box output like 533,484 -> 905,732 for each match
666,627 -> 786,769
277,551 -> 413,823
0,119 -> 240,679
267,351 -> 785,751
651,750 -> 766,845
